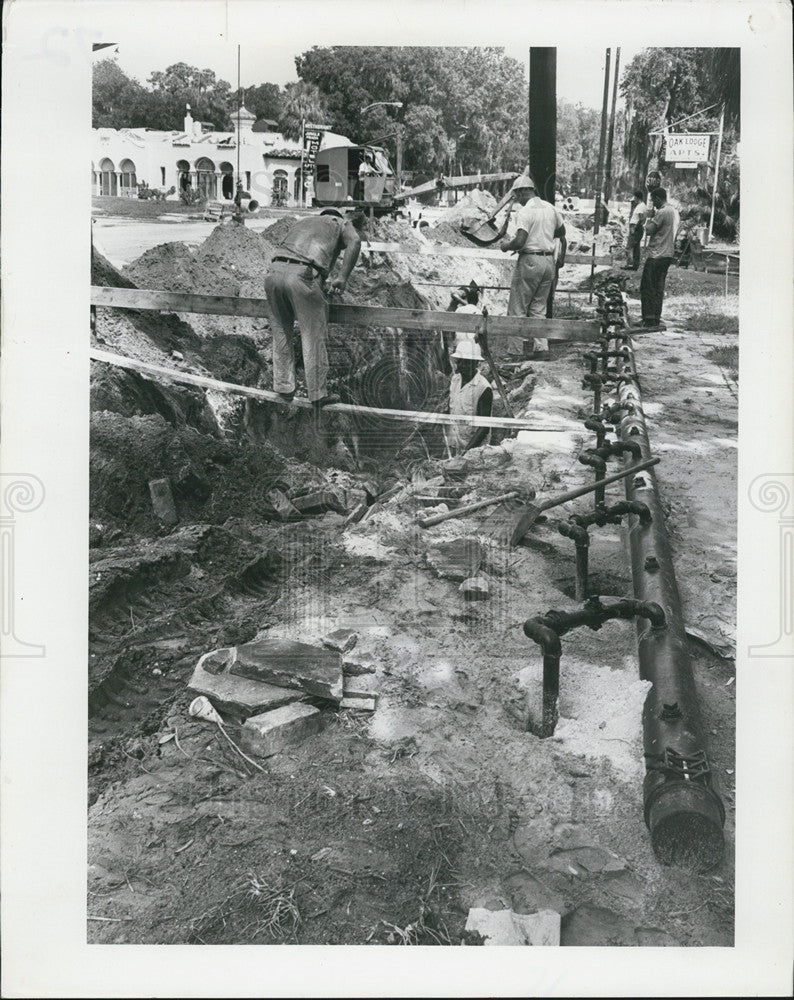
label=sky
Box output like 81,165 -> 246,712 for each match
106,41 -> 644,111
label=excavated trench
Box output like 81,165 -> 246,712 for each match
88,215 -> 735,947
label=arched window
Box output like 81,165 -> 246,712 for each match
119,158 -> 137,196
176,159 -> 191,192
219,161 -> 234,200
272,169 -> 288,207
99,157 -> 116,197
195,157 -> 216,199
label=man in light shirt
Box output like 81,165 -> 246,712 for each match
640,187 -> 680,330
500,175 -> 566,359
624,189 -> 648,270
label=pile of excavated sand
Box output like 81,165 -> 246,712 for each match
425,221 -> 475,247
367,216 -> 423,249
260,216 -> 301,245
444,189 -> 498,224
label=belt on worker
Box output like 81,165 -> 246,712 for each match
520,250 -> 554,255
272,256 -> 326,278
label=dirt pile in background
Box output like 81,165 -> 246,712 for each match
425,221 -> 475,247
445,189 -> 498,224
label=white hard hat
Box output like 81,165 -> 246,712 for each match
452,339 -> 484,361
511,174 -> 536,191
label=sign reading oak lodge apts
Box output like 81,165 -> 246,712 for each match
663,133 -> 711,163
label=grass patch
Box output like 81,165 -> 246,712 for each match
92,196 -> 204,220
681,311 -> 739,335
705,345 -> 739,379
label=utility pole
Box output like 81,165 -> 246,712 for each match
708,104 -> 725,243
528,48 -> 557,203
396,130 -> 403,195
236,45 -> 241,192
589,47 -> 612,301
603,46 -> 621,205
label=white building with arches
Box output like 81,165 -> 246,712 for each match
92,105 -> 352,207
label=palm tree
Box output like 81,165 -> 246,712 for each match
704,48 -> 740,126
278,81 -> 330,140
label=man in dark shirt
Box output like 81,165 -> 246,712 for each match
265,209 -> 365,406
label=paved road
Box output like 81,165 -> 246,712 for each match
91,214 -> 299,269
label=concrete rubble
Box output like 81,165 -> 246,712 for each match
465,907 -> 561,946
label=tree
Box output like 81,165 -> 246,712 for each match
147,63 -> 234,131
294,46 -> 529,174
278,81 -> 330,140
245,82 -> 282,123
620,48 -> 739,185
92,59 -> 154,128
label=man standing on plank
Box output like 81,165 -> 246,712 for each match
265,208 -> 366,407
640,187 -> 679,330
500,175 -> 566,360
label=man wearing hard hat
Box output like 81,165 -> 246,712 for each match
501,175 -> 566,359
444,339 -> 494,455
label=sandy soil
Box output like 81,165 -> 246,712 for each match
88,216 -> 737,946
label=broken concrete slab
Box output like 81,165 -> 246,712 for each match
322,628 -> 358,653
340,696 -> 377,712
545,845 -> 628,877
465,907 -> 560,946
149,477 -> 178,527
290,490 -> 347,515
233,637 -> 343,702
342,651 -> 378,676
188,648 -> 304,716
241,702 -> 323,757
426,537 -> 483,581
459,575 -> 490,601
343,674 -> 378,700
266,489 -> 301,522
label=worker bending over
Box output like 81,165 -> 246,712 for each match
501,175 -> 566,360
265,209 -> 366,407
444,340 -> 494,456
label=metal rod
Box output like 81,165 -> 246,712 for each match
589,48 -> 612,303
603,47 -> 621,206
708,105 -> 725,243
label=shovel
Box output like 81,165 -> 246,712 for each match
461,189 -> 516,246
509,456 -> 660,545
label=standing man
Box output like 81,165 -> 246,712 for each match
623,189 -> 647,270
265,208 -> 366,407
500,175 -> 566,360
444,340 -> 494,455
639,187 -> 680,330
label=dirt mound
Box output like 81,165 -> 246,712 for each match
261,216 -> 300,245
92,246 -> 137,288
195,222 -> 276,281
445,189 -> 498,224
425,221 -> 475,247
367,216 -> 422,248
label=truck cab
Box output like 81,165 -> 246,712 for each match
313,144 -> 396,210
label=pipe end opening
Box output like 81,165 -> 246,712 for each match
649,786 -> 725,873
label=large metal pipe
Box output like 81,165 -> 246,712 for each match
601,292 -> 726,872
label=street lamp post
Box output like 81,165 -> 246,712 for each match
361,102 -> 404,192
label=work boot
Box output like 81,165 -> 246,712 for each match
311,393 -> 341,408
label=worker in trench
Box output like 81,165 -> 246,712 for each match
500,175 -> 566,361
265,208 -> 366,408
443,339 -> 494,456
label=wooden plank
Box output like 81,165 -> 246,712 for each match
362,241 -> 613,265
89,349 -> 562,431
328,303 -> 600,341
92,285 -> 269,318
91,287 -> 601,341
